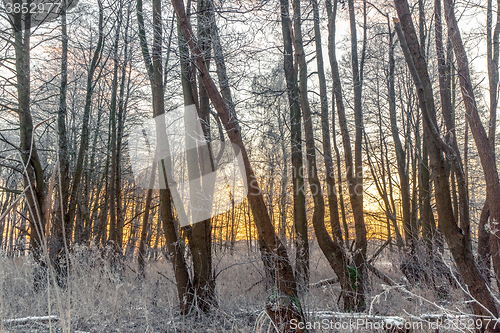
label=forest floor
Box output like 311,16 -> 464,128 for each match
0,240 -> 481,332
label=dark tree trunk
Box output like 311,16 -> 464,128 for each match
13,10 -> 47,292
51,6 -> 71,287
280,0 -> 309,291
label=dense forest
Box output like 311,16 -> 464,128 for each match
0,0 -> 499,331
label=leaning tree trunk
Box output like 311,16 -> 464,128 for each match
443,0 -> 500,293
327,0 -> 366,310
393,0 -> 500,325
172,0 -> 305,330
136,0 -> 193,314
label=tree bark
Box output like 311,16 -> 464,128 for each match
13,8 -> 47,292
107,1 -> 122,256
347,0 -> 368,288
177,1 -> 215,309
478,0 -> 500,281
435,0 -> 471,251
51,6 -> 70,286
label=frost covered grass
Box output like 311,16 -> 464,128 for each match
0,241 -> 474,332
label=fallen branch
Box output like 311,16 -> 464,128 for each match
309,311 -> 478,325
3,316 -> 59,326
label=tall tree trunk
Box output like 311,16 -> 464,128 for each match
435,0 -> 470,251
312,0 -> 342,245
52,6 -> 70,286
279,0 -> 308,290
107,1 -> 122,256
292,0 -> 323,292
393,3 -> 500,324
191,0 -> 216,311
327,0 -> 366,304
176,0 -> 215,310
173,0 -> 305,329
292,0 -> 358,310
347,0 -> 368,294
13,9 -> 46,292
136,0 -> 193,314
114,5 -> 131,250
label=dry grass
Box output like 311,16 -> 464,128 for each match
0,240 -> 478,332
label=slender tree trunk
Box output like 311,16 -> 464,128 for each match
435,0 -> 470,251
114,5 -> 131,250
347,0 -> 368,296
279,0 -> 308,291
51,6 -> 70,286
138,163 -> 156,278
387,21 -> 412,249
177,1 -> 215,309
478,0 -> 500,280
291,0 -> 358,310
331,92 -> 349,246
107,1 -> 122,256
312,0 -> 342,245
191,0 -> 216,310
